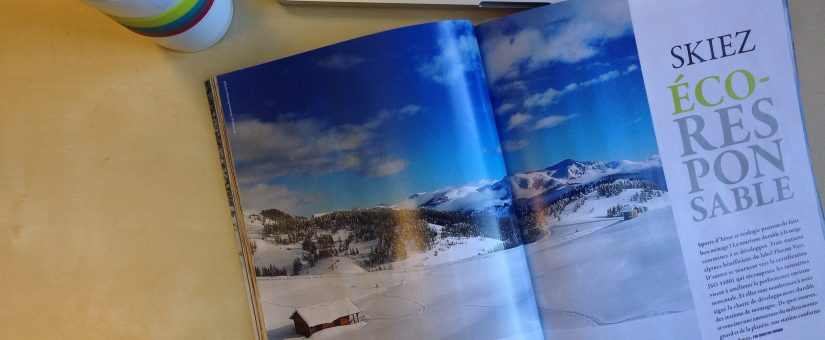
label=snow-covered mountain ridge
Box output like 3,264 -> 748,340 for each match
391,179 -> 512,213
509,156 -> 664,200
250,157 -> 665,219
388,156 -> 664,213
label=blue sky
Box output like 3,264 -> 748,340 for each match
476,0 -> 661,174
217,21 -> 507,217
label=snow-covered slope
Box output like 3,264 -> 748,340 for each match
244,210 -> 265,237
509,156 -> 664,200
387,223 -> 504,269
557,188 -> 670,225
392,179 -> 512,213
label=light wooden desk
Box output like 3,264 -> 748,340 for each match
0,0 -> 822,338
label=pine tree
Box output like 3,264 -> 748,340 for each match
292,258 -> 303,275
248,239 -> 257,255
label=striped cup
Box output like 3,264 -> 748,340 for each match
82,0 -> 233,52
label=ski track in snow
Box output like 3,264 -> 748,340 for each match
535,219 -> 624,251
526,203 -> 696,332
364,294 -> 426,320
539,306 -> 685,326
464,303 -> 508,308
260,301 -> 299,308
357,280 -> 406,310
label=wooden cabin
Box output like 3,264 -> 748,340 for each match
290,298 -> 361,337
621,206 -> 639,220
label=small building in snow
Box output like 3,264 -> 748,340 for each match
621,206 -> 639,220
290,298 -> 361,337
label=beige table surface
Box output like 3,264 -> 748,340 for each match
1,0 -> 823,339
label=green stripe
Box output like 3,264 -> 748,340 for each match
107,0 -> 199,29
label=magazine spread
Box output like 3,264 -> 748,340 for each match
205,0 -> 825,339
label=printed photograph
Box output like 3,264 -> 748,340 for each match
477,0 -> 700,337
217,21 -> 542,339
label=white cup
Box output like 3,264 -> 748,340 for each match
82,0 -> 233,52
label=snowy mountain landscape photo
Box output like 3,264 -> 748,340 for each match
508,157 -> 668,243
246,178 -> 520,278
507,156 -> 696,335
217,20 -> 545,339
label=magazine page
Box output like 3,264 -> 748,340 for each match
476,0 -> 825,339
209,22 -> 544,339
476,1 -> 700,339
630,0 -> 825,339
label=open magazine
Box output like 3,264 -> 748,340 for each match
205,0 -> 825,338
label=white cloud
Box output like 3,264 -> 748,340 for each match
231,105 -> 418,183
502,139 -> 529,151
524,88 -> 560,107
317,53 -> 366,70
482,28 -> 543,83
480,0 -> 632,83
418,25 -> 481,84
517,64 -> 636,111
242,183 -> 304,213
232,118 -> 340,177
398,104 -> 422,115
507,112 -> 533,131
365,158 -> 409,177
505,112 -> 579,133
366,105 -> 422,129
496,102 -> 517,114
532,114 -> 578,130
581,70 -> 621,87
562,83 -> 579,93
496,80 -> 528,94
